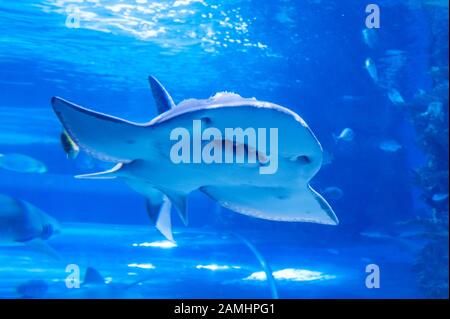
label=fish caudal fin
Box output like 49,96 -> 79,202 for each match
51,97 -> 147,163
332,133 -> 338,143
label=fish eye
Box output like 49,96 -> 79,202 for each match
200,117 -> 212,125
290,155 -> 311,165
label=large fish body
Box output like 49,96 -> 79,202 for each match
0,194 -> 60,244
51,76 -> 338,240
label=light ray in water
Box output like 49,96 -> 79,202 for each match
196,264 -> 240,271
132,241 -> 177,248
127,263 -> 156,270
244,268 -> 336,282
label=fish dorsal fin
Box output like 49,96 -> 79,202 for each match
146,196 -> 175,242
159,190 -> 188,226
75,163 -> 123,179
148,76 -> 176,114
84,267 -> 105,285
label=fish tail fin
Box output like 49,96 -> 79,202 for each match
332,134 -> 338,143
51,97 -> 147,162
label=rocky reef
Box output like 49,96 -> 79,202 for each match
409,3 -> 449,298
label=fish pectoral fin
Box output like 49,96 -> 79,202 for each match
146,195 -> 175,242
148,75 -> 176,114
126,181 -> 175,242
25,239 -> 61,260
159,189 -> 188,226
156,198 -> 175,242
75,163 -> 124,179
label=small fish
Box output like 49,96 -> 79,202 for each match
60,130 -> 80,159
385,49 -> 405,56
360,231 -> 393,240
326,248 -> 340,255
396,231 -> 447,240
365,58 -> 378,83
387,89 -> 405,106
322,187 -> 344,200
17,280 -> 48,299
341,95 -> 363,103
394,217 -> 443,235
432,193 -> 448,202
62,267 -> 144,299
429,65 -> 449,77
421,101 -> 444,120
0,194 -> 60,257
362,28 -> 377,48
379,140 -> 402,153
333,128 -> 354,142
0,153 -> 47,174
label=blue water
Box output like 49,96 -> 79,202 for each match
0,0 -> 448,299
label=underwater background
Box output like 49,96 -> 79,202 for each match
0,0 -> 448,298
